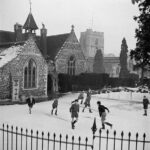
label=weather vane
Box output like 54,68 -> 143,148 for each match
29,0 -> 32,13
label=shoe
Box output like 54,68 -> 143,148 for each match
71,122 -> 75,129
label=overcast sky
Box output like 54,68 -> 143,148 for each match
0,0 -> 139,56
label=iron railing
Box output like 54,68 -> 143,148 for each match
93,129 -> 150,150
1,124 -> 93,150
1,124 -> 150,150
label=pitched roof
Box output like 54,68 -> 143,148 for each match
0,30 -> 15,43
46,33 -> 70,60
0,44 -> 23,68
23,13 -> 38,30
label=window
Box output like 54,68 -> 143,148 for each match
24,59 -> 37,89
68,56 -> 75,75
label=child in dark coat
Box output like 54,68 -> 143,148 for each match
97,101 -> 112,129
143,96 -> 149,116
26,95 -> 35,114
70,99 -> 80,129
51,98 -> 58,115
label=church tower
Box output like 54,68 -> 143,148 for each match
23,1 -> 38,39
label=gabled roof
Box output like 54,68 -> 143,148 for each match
23,13 -> 38,30
46,33 -> 70,60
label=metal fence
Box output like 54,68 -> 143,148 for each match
93,129 -> 150,150
1,124 -> 150,150
1,124 -> 93,150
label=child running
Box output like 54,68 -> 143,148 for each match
51,97 -> 58,115
26,95 -> 35,114
70,99 -> 80,129
97,101 -> 112,129
82,89 -> 92,113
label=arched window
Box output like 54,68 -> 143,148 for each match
24,59 -> 37,89
68,56 -> 75,75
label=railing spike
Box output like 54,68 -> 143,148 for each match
42,131 -> 44,136
106,129 -> 109,134
99,129 -> 102,134
85,137 -> 88,142
36,130 -> 38,135
66,134 -> 68,139
121,131 -> 124,137
72,136 -> 74,141
128,132 -> 131,137
48,132 -> 50,137
114,130 -> 116,136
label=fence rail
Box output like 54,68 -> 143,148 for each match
1,124 -> 150,150
1,124 -> 93,150
93,129 -> 150,150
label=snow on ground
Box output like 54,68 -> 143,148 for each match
0,92 -> 150,149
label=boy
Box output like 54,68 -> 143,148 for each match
70,99 -> 80,129
51,98 -> 58,115
143,95 -> 149,116
26,95 -> 35,114
97,101 -> 112,129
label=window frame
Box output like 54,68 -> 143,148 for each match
23,58 -> 38,90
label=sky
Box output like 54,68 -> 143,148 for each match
0,0 -> 139,56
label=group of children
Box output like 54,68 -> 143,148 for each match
26,90 -> 149,130
70,89 -> 112,129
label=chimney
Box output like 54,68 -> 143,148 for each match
40,23 -> 47,57
14,23 -> 23,41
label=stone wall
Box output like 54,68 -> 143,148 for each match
0,67 -> 11,99
56,48 -> 86,75
0,37 -> 48,100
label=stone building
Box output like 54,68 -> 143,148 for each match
80,29 -> 104,72
0,8 -> 86,100
0,36 -> 48,101
45,25 -> 86,75
0,11 -> 53,101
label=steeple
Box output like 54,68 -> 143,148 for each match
23,0 -> 38,34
